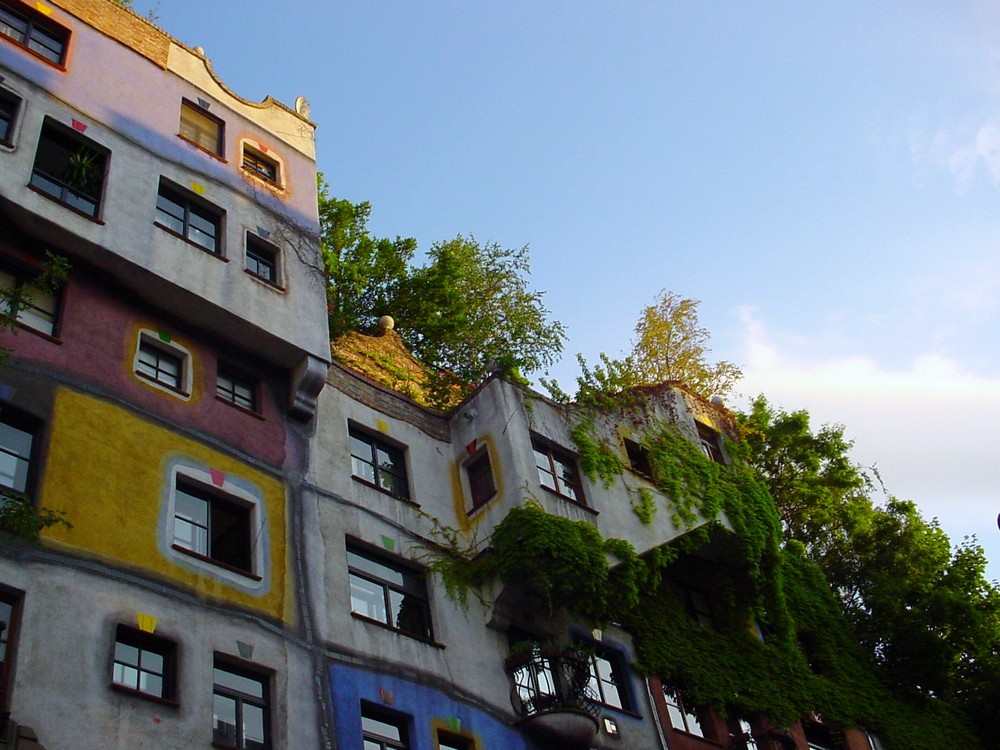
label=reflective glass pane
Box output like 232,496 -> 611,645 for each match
213,693 -> 238,746
349,574 -> 387,623
213,667 -> 264,699
243,702 -> 266,749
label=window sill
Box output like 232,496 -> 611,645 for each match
239,166 -> 284,192
351,475 -> 417,507
27,183 -> 104,223
154,222 -> 226,259
350,612 -> 444,648
177,133 -> 227,163
135,369 -> 190,398
1,38 -> 67,71
540,485 -> 597,514
13,322 -> 61,344
243,268 -> 285,291
171,544 -> 262,581
110,682 -> 179,708
214,395 -> 265,420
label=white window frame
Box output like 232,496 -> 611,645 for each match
132,329 -> 193,400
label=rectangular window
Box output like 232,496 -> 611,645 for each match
137,339 -> 183,390
0,267 -> 58,336
362,705 -> 409,750
111,625 -> 176,702
532,437 -> 584,503
582,644 -> 629,710
0,409 -> 35,496
0,89 -> 20,145
465,449 -> 495,509
663,685 -> 705,737
174,480 -> 253,574
156,180 -> 223,254
217,367 -> 257,412
349,427 -> 409,500
0,0 -> 69,65
0,586 -> 23,711
30,118 -> 108,217
697,422 -> 725,463
213,658 -> 269,750
436,730 -> 473,750
179,100 -> 223,156
347,544 -> 431,639
625,438 -> 652,478
682,585 -> 715,629
241,145 -> 279,185
245,234 -> 279,284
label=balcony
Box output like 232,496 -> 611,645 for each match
506,646 -> 600,749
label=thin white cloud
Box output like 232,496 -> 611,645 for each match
732,308 -> 1000,580
922,118 -> 1000,191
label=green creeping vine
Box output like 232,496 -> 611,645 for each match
0,495 -> 71,540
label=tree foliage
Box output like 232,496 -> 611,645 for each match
631,290 -> 743,398
737,396 -> 1000,748
319,176 -> 565,389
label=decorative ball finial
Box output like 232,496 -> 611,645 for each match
377,315 -> 394,334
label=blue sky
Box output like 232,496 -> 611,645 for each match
140,1 -> 1000,580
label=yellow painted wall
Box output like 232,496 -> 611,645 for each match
39,388 -> 293,623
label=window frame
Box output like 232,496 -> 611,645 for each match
155,179 -> 225,256
0,584 -> 24,712
464,448 -> 496,511
435,729 -> 475,750
624,438 -> 653,478
212,656 -> 271,750
580,642 -> 631,711
0,0 -> 70,67
361,704 -> 410,750
0,88 -> 21,146
0,264 -> 59,338
216,365 -> 259,415
681,584 -> 716,630
244,233 -> 280,287
346,542 -> 433,641
110,624 -> 178,704
662,684 -> 706,738
0,405 -> 38,498
532,436 -> 584,505
348,425 -> 410,501
697,422 -> 725,464
178,99 -> 224,158
133,331 -> 192,399
29,117 -> 109,219
172,478 -> 257,578
240,144 -> 280,187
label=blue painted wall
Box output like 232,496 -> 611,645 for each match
329,662 -> 536,750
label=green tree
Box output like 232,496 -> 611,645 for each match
631,290 -> 742,399
738,397 -> 1000,747
318,177 -> 565,390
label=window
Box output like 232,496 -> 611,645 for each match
111,625 -> 176,702
436,730 -> 473,750
728,717 -> 758,750
30,119 -> 108,217
624,438 -> 652,478
347,544 -> 431,639
213,658 -> 269,750
0,586 -> 23,710
697,422 -> 724,463
663,685 -> 705,737
0,267 -> 58,336
245,234 -> 279,285
156,180 -> 223,254
241,145 -> 279,186
349,427 -> 409,499
465,449 -> 495,509
681,585 -> 715,629
0,408 -> 35,496
362,706 -> 409,750
174,480 -> 253,574
137,338 -> 184,391
0,0 -> 69,65
582,644 -> 630,710
0,89 -> 20,145
217,366 -> 257,413
178,100 -> 223,156
533,437 -> 584,503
